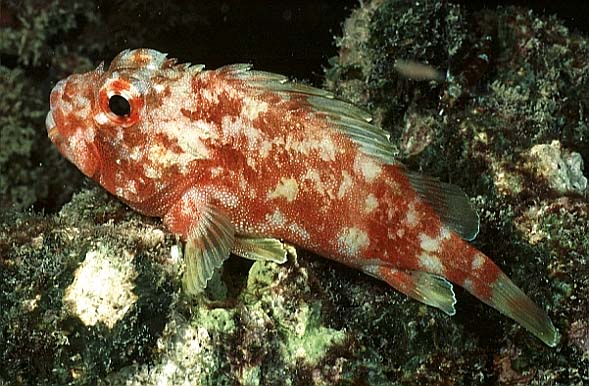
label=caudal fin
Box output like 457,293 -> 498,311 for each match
452,249 -> 559,347
480,271 -> 559,347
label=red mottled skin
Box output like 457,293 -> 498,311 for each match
47,49 -> 557,346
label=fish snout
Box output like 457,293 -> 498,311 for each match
46,79 -> 68,143
49,78 -> 67,110
46,72 -> 102,178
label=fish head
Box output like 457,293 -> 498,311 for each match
46,49 -> 195,202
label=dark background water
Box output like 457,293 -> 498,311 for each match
95,0 -> 589,84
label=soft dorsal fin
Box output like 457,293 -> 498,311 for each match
406,171 -> 480,240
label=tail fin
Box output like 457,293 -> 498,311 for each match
448,247 -> 559,347
483,271 -> 559,347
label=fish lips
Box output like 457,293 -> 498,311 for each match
46,78 -> 66,143
46,110 -> 59,143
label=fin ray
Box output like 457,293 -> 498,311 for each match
410,271 -> 457,316
228,64 -> 399,164
183,205 -> 235,295
365,265 -> 456,316
232,236 -> 289,264
406,171 -> 480,240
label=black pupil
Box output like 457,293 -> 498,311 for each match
108,95 -> 131,117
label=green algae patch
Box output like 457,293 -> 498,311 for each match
280,301 -> 346,366
246,259 -> 282,291
239,259 -> 349,382
196,307 -> 236,336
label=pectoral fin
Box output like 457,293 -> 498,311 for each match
232,236 -> 289,264
364,264 -> 456,315
183,205 -> 235,295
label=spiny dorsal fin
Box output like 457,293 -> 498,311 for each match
228,65 -> 399,164
406,171 -> 480,240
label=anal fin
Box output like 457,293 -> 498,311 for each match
364,264 -> 456,316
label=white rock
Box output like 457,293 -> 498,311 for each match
528,140 -> 587,195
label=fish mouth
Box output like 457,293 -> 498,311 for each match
46,78 -> 67,143
46,111 -> 59,142
45,110 -> 65,146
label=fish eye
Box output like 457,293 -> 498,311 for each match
108,94 -> 131,117
97,79 -> 143,127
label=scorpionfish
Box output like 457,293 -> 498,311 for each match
46,48 -> 558,346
